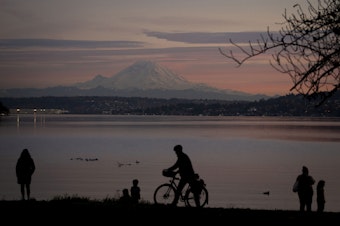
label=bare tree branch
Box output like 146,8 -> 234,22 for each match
219,0 -> 340,105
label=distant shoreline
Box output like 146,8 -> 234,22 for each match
2,93 -> 340,116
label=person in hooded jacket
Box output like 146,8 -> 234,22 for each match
16,149 -> 35,200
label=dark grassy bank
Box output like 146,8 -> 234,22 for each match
1,197 -> 339,225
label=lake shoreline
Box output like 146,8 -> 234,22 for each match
2,115 -> 340,212
1,199 -> 339,225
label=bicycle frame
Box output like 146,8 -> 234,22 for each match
154,170 -> 208,207
166,175 -> 190,203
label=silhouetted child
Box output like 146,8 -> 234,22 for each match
130,179 -> 141,204
317,180 -> 326,212
119,188 -> 132,206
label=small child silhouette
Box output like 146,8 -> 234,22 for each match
317,180 -> 326,212
119,188 -> 132,206
130,179 -> 141,204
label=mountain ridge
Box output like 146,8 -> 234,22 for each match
0,60 -> 270,101
76,60 -> 214,90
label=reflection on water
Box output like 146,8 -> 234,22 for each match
1,114 -> 340,212
11,114 -> 340,142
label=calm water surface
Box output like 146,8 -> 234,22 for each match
1,114 -> 340,212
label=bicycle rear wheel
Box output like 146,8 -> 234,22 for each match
153,183 -> 176,205
185,186 -> 209,208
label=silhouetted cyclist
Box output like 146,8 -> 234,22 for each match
165,144 -> 200,207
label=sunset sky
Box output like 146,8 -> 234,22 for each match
0,0 -> 318,96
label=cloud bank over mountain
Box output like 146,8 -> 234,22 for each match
144,31 -> 277,44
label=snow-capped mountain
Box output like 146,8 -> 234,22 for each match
76,60 -> 202,90
0,60 -> 269,100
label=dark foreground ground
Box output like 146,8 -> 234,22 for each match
1,199 -> 339,225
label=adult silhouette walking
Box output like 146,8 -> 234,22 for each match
16,148 -> 35,200
294,166 -> 315,212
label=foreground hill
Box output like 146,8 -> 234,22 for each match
1,199 -> 339,225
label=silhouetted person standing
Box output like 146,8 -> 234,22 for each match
317,180 -> 326,212
130,179 -> 141,204
16,149 -> 35,200
165,144 -> 199,207
295,166 -> 315,212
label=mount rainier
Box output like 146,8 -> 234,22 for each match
1,60 -> 269,101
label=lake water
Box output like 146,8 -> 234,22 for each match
1,114 -> 340,212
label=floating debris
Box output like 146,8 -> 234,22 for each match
70,157 -> 98,161
263,191 -> 270,196
117,160 -> 140,167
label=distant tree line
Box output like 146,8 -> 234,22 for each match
1,92 -> 340,117
0,102 -> 9,115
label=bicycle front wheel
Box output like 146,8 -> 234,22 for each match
185,186 -> 209,208
153,183 -> 176,205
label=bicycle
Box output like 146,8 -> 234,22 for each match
153,170 -> 209,207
